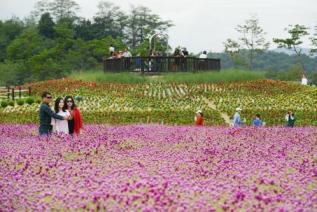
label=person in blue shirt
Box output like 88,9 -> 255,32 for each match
252,114 -> 263,127
233,107 -> 243,127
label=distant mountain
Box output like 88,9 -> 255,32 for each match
271,48 -> 317,57
208,50 -> 317,72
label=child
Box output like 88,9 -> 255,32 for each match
252,114 -> 263,127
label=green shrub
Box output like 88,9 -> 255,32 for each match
16,99 -> 24,106
1,101 -> 8,108
8,101 -> 14,107
309,71 -> 317,85
272,64 -> 304,81
35,98 -> 41,104
26,97 -> 35,105
0,62 -> 21,86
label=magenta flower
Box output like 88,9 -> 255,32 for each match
0,124 -> 316,211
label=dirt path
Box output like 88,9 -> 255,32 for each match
202,97 -> 231,126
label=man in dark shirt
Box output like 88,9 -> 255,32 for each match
39,91 -> 68,135
182,48 -> 189,57
182,48 -> 189,71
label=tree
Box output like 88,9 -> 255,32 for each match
277,64 -> 304,81
31,0 -> 79,21
54,17 -> 75,39
53,19 -> 76,61
0,62 -> 24,85
93,1 -> 128,40
224,16 -> 269,70
273,24 -> 309,73
74,18 -> 96,41
238,16 -> 269,70
6,28 -> 50,82
30,0 -> 51,21
0,18 -> 24,61
7,28 -> 46,61
28,48 -> 64,80
126,6 -> 173,49
309,71 -> 317,85
49,0 -> 80,21
223,39 -> 247,69
38,12 -> 55,38
310,24 -> 317,54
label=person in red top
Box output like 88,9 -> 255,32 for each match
63,96 -> 83,135
195,110 -> 204,126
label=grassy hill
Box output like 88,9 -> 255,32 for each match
69,69 -> 266,84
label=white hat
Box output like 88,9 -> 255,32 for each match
236,107 -> 242,111
196,110 -> 203,114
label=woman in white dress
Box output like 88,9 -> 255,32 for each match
51,97 -> 70,134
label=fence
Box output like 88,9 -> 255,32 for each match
0,86 -> 31,101
104,57 -> 221,72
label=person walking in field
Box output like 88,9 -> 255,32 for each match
285,111 -> 296,127
233,107 -> 243,127
252,114 -> 263,127
39,92 -> 69,135
195,110 -> 204,126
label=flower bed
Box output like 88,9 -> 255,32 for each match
0,79 -> 316,125
0,125 -> 316,211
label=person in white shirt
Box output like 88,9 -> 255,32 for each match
122,48 -> 132,57
199,51 -> 208,59
122,48 -> 132,70
51,97 -> 70,134
198,51 -> 208,70
301,75 -> 308,85
109,44 -> 115,55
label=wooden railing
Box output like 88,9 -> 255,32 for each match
104,57 -> 221,72
0,86 -> 31,101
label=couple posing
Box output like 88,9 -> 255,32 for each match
39,91 -> 83,136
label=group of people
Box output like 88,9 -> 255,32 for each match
233,108 -> 296,127
108,45 -> 132,59
107,44 -> 212,72
173,48 -> 208,59
173,48 -> 189,57
194,107 -> 297,127
232,108 -> 264,127
38,91 -> 298,133
39,92 -> 83,136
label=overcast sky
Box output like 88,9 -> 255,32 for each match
1,0 -> 316,53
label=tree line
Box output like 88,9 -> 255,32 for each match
223,15 -> 317,77
0,1 -> 317,86
0,0 -> 173,85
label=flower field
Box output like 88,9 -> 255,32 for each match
0,125 -> 316,210
0,79 -> 316,126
